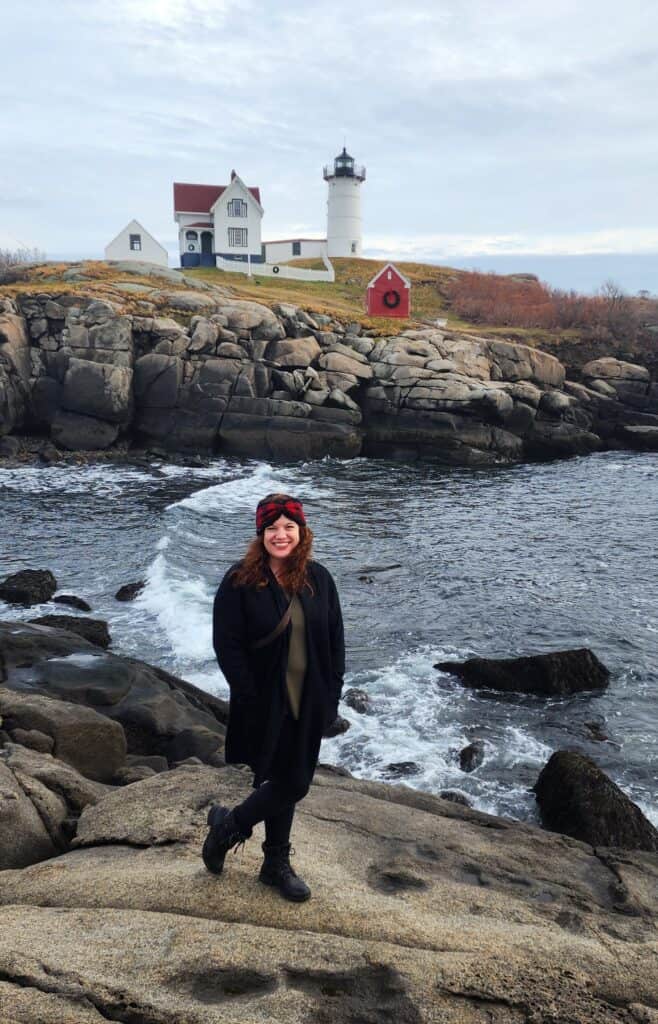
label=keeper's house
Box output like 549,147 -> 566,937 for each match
174,173 -> 264,268
174,172 -> 327,268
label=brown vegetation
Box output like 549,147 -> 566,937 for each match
445,270 -> 657,342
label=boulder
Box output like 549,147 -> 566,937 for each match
616,424 -> 658,451
487,340 -> 566,388
581,358 -> 652,411
436,648 -> 610,696
51,410 -> 120,451
60,358 -> 132,425
459,740 -> 485,772
265,335 -> 322,367
53,594 -> 92,612
321,714 -> 351,738
8,728 -> 54,754
0,311 -> 30,434
85,316 -> 132,352
0,742 -> 105,867
0,621 -> 227,767
151,290 -> 217,312
218,300 -> 283,336
382,761 -> 422,778
188,318 -> 219,354
151,316 -> 187,341
318,351 -> 374,380
440,790 -> 472,806
534,751 -> 658,851
0,688 -> 127,783
582,358 -> 650,382
343,688 -> 370,714
115,581 -> 145,602
28,615 -> 111,649
0,569 -> 57,606
114,764 -> 158,785
524,420 -> 602,459
133,353 -> 183,407
0,760 -> 59,868
125,754 -> 168,773
0,762 -> 656,1022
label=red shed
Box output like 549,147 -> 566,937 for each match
366,263 -> 411,318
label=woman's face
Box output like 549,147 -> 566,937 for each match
263,514 -> 301,562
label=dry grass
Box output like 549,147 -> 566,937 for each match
185,257 -> 464,334
0,258 -> 597,350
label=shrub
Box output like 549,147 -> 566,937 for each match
0,246 -> 46,284
445,270 -> 639,340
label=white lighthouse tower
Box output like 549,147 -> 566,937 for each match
324,147 -> 366,258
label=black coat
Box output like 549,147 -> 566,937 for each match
212,560 -> 345,794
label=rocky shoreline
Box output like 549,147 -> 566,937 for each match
2,261 -> 658,465
1,617 -> 657,1021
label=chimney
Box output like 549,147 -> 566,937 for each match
230,169 -> 237,181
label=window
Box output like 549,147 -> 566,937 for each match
292,241 -> 301,256
227,198 -> 247,217
129,234 -> 142,251
351,241 -> 357,254
228,227 -> 248,247
185,230 -> 198,241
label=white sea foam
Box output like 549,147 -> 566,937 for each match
327,646 -> 467,779
170,460 -> 333,514
156,462 -> 229,480
319,644 -> 561,820
137,550 -> 215,664
498,727 -> 553,768
0,465 -> 153,497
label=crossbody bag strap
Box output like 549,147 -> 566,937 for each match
251,597 -> 294,650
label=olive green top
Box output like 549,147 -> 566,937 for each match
284,593 -> 307,719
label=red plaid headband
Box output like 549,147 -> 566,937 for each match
256,497 -> 306,535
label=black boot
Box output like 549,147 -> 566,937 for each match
202,805 -> 252,875
258,842 -> 311,902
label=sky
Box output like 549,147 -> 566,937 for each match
1,0 -> 657,293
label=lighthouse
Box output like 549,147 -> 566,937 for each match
323,147 -> 366,258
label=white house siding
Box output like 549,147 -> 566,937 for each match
263,239 -> 327,263
105,220 -> 168,267
213,178 -> 263,261
326,176 -> 363,257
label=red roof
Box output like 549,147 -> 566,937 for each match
173,181 -> 261,213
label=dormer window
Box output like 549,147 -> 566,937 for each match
227,199 -> 247,217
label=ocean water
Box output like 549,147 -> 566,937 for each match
1,451 -> 656,826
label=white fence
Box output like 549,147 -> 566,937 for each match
215,251 -> 335,283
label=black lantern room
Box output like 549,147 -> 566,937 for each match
323,147 -> 366,182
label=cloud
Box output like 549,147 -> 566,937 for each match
2,0 -> 657,270
365,228 -> 658,261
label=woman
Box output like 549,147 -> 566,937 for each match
203,492 -> 345,902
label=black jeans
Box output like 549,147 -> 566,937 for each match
232,707 -> 306,846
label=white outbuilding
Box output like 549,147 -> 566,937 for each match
104,219 -> 168,267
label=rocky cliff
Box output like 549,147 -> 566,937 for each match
1,261 -> 658,463
0,621 -> 657,1023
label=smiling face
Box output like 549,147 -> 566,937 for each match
262,513 -> 301,565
